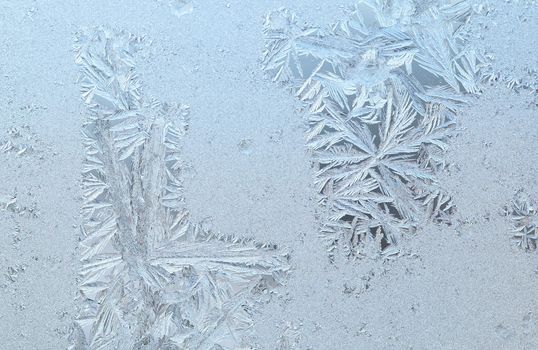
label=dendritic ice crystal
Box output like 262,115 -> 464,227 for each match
70,28 -> 289,349
262,0 -> 488,258
507,191 -> 538,251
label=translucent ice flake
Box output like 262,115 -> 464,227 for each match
169,0 -> 193,19
154,0 -> 193,19
71,27 -> 289,350
262,0 -> 488,259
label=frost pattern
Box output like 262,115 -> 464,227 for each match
0,125 -> 42,156
507,191 -> 538,251
262,0 -> 487,257
71,28 -> 289,349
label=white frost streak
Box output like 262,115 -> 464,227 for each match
70,28 -> 289,350
262,0 -> 488,258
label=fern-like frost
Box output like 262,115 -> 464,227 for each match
71,28 -> 289,350
262,0 -> 487,258
507,191 -> 538,251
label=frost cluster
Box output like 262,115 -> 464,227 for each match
262,0 -> 488,257
71,28 -> 289,350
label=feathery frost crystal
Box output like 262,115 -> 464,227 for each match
507,191 -> 538,251
262,0 -> 488,258
71,28 -> 289,350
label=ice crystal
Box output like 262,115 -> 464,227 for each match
0,125 -> 41,156
507,191 -> 538,251
485,67 -> 538,95
0,193 -> 17,211
276,322 -> 302,350
262,0 -> 487,258
71,28 -> 289,350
